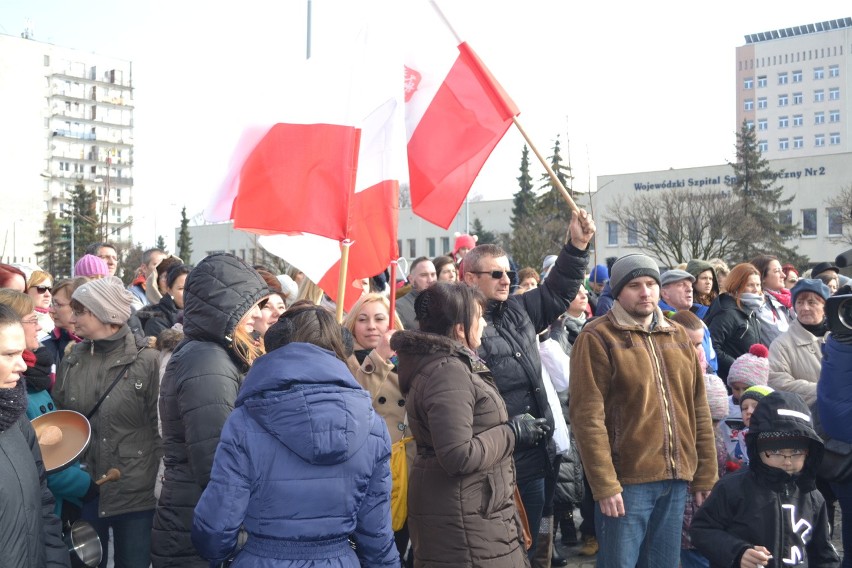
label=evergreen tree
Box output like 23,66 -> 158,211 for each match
177,206 -> 193,262
536,135 -> 573,224
728,121 -> 802,262
69,180 -> 100,263
470,217 -> 500,247
155,235 -> 168,254
37,212 -> 70,278
511,145 -> 535,232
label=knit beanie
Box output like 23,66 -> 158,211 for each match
609,254 -> 661,299
72,276 -> 134,324
726,344 -> 770,388
74,254 -> 109,278
704,374 -> 729,421
589,264 -> 609,284
740,385 -> 775,407
540,255 -> 558,279
453,233 -> 477,255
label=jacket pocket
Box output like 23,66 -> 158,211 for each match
480,472 -> 498,516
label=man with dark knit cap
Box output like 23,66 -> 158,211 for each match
568,253 -> 718,567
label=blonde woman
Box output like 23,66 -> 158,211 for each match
25,269 -> 54,340
151,254 -> 269,568
343,293 -> 413,559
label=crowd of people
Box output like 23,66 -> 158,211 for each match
0,215 -> 849,568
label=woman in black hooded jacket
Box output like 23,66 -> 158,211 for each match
151,254 -> 269,568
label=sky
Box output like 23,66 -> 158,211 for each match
1,0 -> 851,249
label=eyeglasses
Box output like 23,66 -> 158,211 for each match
72,308 -> 91,317
35,286 -> 52,294
470,270 -> 517,280
763,449 -> 807,461
51,301 -> 69,309
21,318 -> 39,326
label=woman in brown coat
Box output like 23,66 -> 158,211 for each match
390,282 -> 546,568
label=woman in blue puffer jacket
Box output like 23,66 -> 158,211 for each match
191,304 -> 399,567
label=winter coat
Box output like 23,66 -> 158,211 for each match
152,253 -> 270,568
395,287 -> 420,330
548,312 -> 585,357
54,324 -> 161,518
391,330 -> 528,568
756,292 -> 791,346
0,389 -> 69,568
817,337 -> 852,444
768,319 -> 825,408
478,241 -> 588,482
191,343 -> 399,567
41,327 -> 75,367
142,293 -> 180,338
594,281 -> 614,317
704,293 -> 765,380
568,302 -> 718,501
690,391 -> 839,568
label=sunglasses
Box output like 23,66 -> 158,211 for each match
470,270 -> 517,280
35,286 -> 52,294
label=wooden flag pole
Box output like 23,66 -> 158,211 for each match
335,240 -> 353,323
512,117 -> 579,214
388,260 -> 398,321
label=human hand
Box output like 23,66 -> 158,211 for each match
740,546 -> 772,568
598,493 -> 625,517
693,490 -> 711,507
507,415 -> 548,448
375,329 -> 396,362
567,209 -> 595,249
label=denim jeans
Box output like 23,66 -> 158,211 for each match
594,480 -> 687,568
82,497 -> 154,568
517,476 -> 546,562
832,481 -> 852,568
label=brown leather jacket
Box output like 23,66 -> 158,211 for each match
568,302 -> 718,501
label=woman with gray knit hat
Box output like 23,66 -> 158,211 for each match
53,276 -> 162,568
151,253 -> 270,568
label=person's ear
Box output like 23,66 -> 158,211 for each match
453,322 -> 466,344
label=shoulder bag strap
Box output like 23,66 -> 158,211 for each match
86,347 -> 145,420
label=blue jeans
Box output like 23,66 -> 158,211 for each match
518,476 -> 546,562
594,480 -> 687,568
82,497 -> 154,568
832,481 -> 852,568
680,548 -> 710,568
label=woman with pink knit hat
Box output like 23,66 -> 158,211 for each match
73,254 -> 109,278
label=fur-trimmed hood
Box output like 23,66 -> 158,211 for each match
390,330 -> 488,395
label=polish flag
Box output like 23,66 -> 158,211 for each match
206,17 -> 403,311
404,1 -> 520,229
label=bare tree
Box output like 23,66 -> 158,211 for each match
607,187 -> 745,267
825,184 -> 852,245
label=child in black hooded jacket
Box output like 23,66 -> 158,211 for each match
690,390 -> 839,568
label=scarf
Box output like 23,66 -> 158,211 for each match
23,348 -> 53,393
0,380 -> 27,434
801,319 -> 829,338
766,287 -> 792,310
739,293 -> 764,312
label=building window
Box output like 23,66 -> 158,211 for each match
815,111 -> 825,124
757,97 -> 767,109
744,99 -> 754,111
830,133 -> 841,145
802,209 -> 817,236
44,54 -> 50,66
743,77 -> 754,89
829,87 -> 840,101
778,116 -> 788,128
746,119 -> 755,130
607,222 -> 618,246
397,240 -> 402,256
793,92 -> 803,105
828,208 -> 843,235
830,64 -> 840,78
779,210 -> 793,228
815,134 -> 825,147
757,118 -> 768,131
407,239 -> 416,258
627,220 -> 638,245
779,138 -> 789,151
793,136 -> 804,149
778,72 -> 788,85
757,75 -> 767,88
814,67 -> 825,80
793,70 -> 803,82
646,225 -> 658,246
440,236 -> 450,254
427,237 -> 436,257
758,140 -> 768,152
830,110 -> 840,123
778,94 -> 788,106
793,114 -> 803,127
815,89 -> 825,102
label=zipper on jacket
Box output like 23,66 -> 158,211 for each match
646,334 -> 677,476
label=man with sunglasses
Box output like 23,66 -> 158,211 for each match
463,208 -> 595,559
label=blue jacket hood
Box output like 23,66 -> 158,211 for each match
236,342 -> 374,466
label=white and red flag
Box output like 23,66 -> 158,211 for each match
404,1 -> 520,229
206,17 -> 403,311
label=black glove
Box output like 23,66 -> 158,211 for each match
82,478 -> 100,503
506,414 -> 549,449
